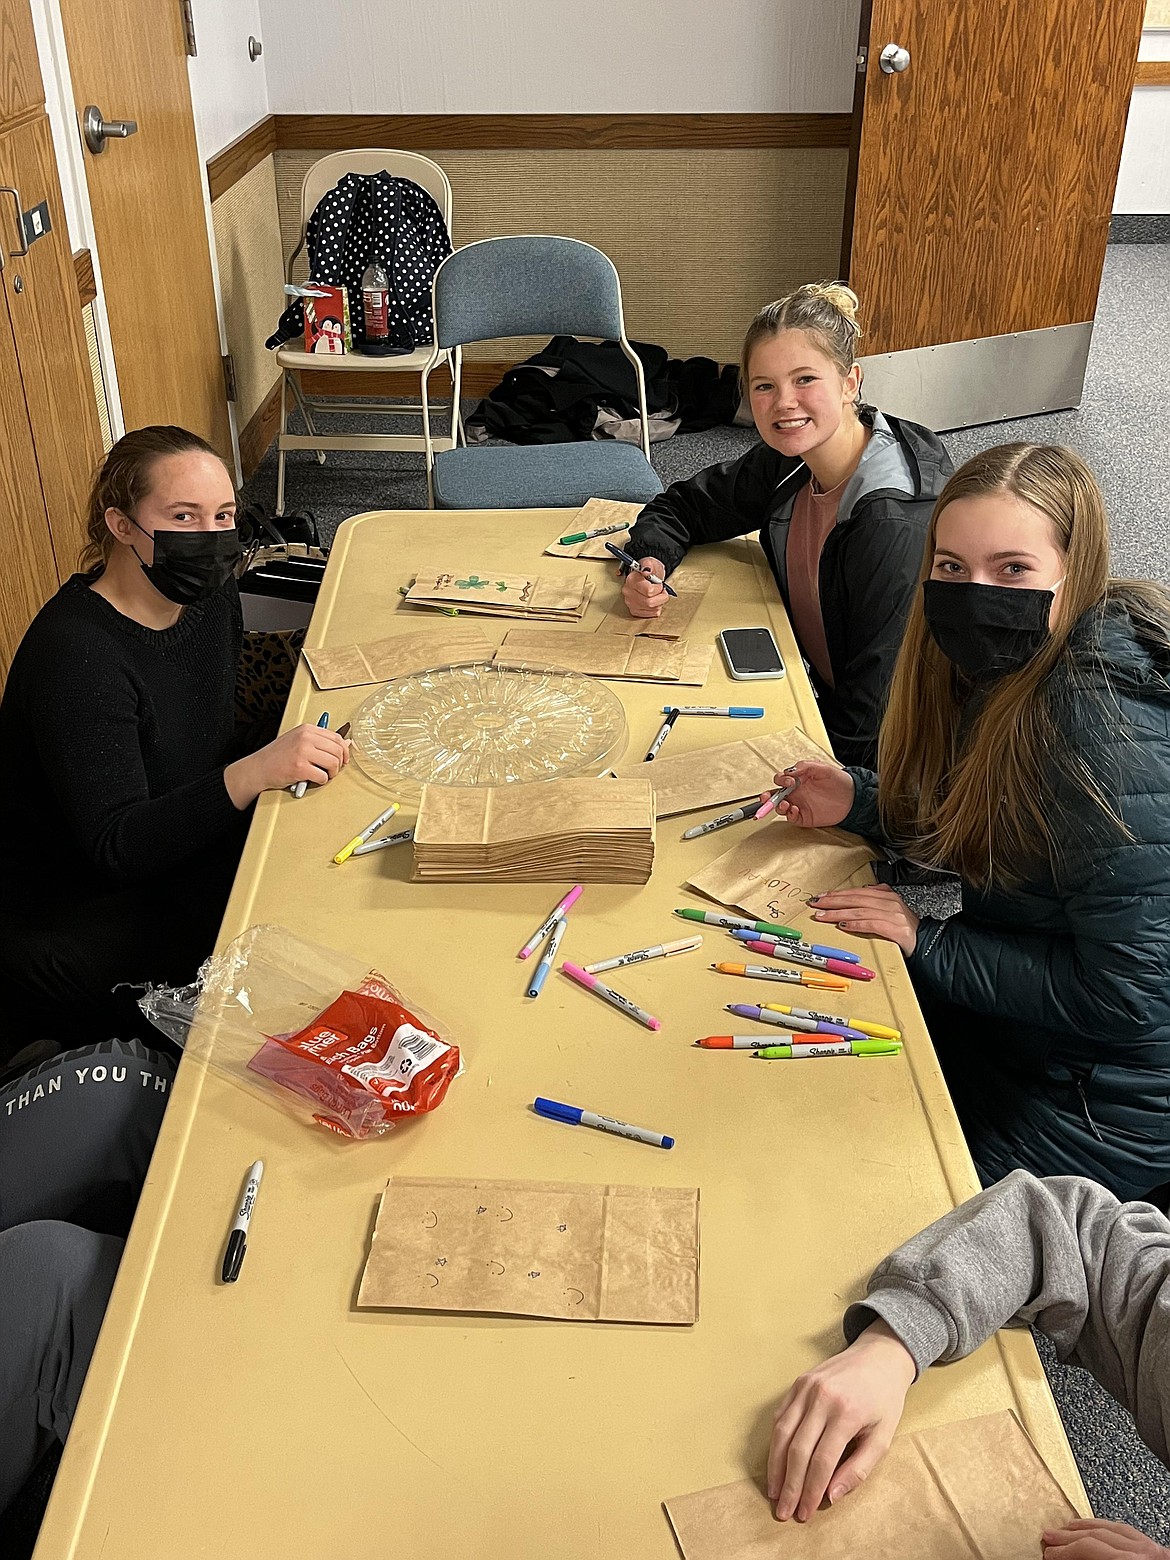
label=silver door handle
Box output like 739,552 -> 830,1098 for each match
82,104 -> 139,155
879,42 -> 911,74
0,186 -> 28,257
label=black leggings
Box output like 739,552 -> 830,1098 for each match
0,1039 -> 176,1513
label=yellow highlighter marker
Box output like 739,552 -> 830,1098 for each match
334,802 -> 400,864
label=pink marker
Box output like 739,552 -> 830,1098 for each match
740,940 -> 874,981
560,961 -> 662,1029
519,885 -> 584,959
756,780 -> 798,821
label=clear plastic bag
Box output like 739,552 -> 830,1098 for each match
139,923 -> 461,1139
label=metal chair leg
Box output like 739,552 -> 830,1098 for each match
275,371 -> 289,517
289,373 -> 327,466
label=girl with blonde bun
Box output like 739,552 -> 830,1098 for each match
624,282 -> 952,764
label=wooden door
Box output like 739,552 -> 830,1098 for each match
0,114 -> 102,574
844,0 -> 1146,425
56,0 -> 232,454
0,291 -> 60,679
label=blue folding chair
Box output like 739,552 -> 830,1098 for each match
420,235 -> 664,510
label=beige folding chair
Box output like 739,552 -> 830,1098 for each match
274,149 -> 456,515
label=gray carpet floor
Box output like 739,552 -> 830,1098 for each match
243,242 -> 1170,1537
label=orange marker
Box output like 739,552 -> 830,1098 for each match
710,962 -> 849,992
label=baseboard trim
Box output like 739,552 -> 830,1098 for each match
207,116 -> 279,203
239,379 -> 283,481
73,248 -> 96,308
1109,212 -> 1170,243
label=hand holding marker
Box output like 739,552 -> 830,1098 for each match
604,541 -> 678,597
291,711 -> 332,799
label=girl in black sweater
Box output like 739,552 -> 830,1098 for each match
0,426 -> 348,1061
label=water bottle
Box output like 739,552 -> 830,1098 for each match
361,257 -> 390,344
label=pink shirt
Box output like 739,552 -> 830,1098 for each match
786,475 -> 847,689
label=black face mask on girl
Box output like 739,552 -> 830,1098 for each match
922,578 -> 1063,683
129,520 -> 242,605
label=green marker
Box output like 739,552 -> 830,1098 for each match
752,1040 -> 902,1059
557,521 -> 629,545
674,908 -> 799,940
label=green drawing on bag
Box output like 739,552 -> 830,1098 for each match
456,575 -> 489,590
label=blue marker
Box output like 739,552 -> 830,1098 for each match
604,541 -> 678,598
728,926 -> 861,964
533,1097 -> 674,1149
663,705 -> 764,718
526,917 -> 567,999
292,710 -> 330,799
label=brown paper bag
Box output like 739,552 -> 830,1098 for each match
544,498 -> 643,558
406,569 -> 591,617
686,823 -> 875,933
494,628 -> 688,681
616,727 -> 834,817
358,1177 -> 700,1324
664,1410 -> 1078,1559
301,626 -> 494,690
595,569 -> 713,638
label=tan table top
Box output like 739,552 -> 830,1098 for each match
38,510 -> 1086,1559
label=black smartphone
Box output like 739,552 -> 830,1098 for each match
718,627 -> 786,680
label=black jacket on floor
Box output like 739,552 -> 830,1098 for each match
627,409 -> 952,765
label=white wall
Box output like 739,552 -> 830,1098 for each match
1115,29 -> 1170,213
188,0 -> 270,158
257,0 -> 858,115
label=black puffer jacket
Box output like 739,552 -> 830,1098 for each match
627,409 -> 951,766
844,604 -> 1170,1200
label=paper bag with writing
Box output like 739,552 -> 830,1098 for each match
595,569 -> 713,639
302,626 -> 494,690
664,1410 -> 1078,1559
616,727 -> 833,817
406,569 -> 591,619
686,820 -> 874,933
358,1177 -> 700,1324
544,498 -> 643,558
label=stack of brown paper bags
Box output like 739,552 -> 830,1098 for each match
595,568 -> 713,638
663,1410 -> 1078,1559
494,628 -> 715,686
301,626 -> 494,690
544,498 -> 643,558
357,1176 -> 699,1324
405,568 -> 594,622
615,727 -> 834,817
412,777 -> 655,883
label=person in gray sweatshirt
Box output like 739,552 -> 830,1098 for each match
767,1170 -> 1170,1558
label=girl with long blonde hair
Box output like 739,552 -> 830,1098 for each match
775,443 -> 1170,1202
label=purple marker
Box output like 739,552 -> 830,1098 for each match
725,1003 -> 868,1041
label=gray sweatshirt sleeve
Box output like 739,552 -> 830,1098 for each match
841,1170 -> 1170,1465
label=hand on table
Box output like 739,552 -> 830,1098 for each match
1043,1520 -> 1170,1558
809,884 -> 920,957
620,557 -> 670,618
767,761 -> 854,829
224,723 -> 350,808
767,1319 -> 917,1523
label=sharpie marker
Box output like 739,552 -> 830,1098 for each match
675,909 -> 800,940
527,916 -> 567,999
221,1160 -> 264,1283
695,1035 -> 789,1050
729,927 -> 860,964
755,781 -> 797,821
561,961 -> 661,1030
710,962 -> 850,992
292,711 -> 330,799
645,708 -> 680,762
604,541 -> 678,597
534,1096 -> 673,1149
725,1003 -> 868,1040
752,1041 -> 902,1059
736,940 -> 875,980
682,801 -> 765,840
583,935 -> 701,974
352,827 -> 414,855
664,706 -> 764,718
333,802 -> 401,864
519,885 -> 584,959
764,1005 -> 902,1041
558,521 -> 629,545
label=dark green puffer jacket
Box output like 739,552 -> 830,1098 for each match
843,603 -> 1170,1198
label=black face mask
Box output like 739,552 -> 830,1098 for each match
130,521 -> 242,605
922,579 -> 1060,683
